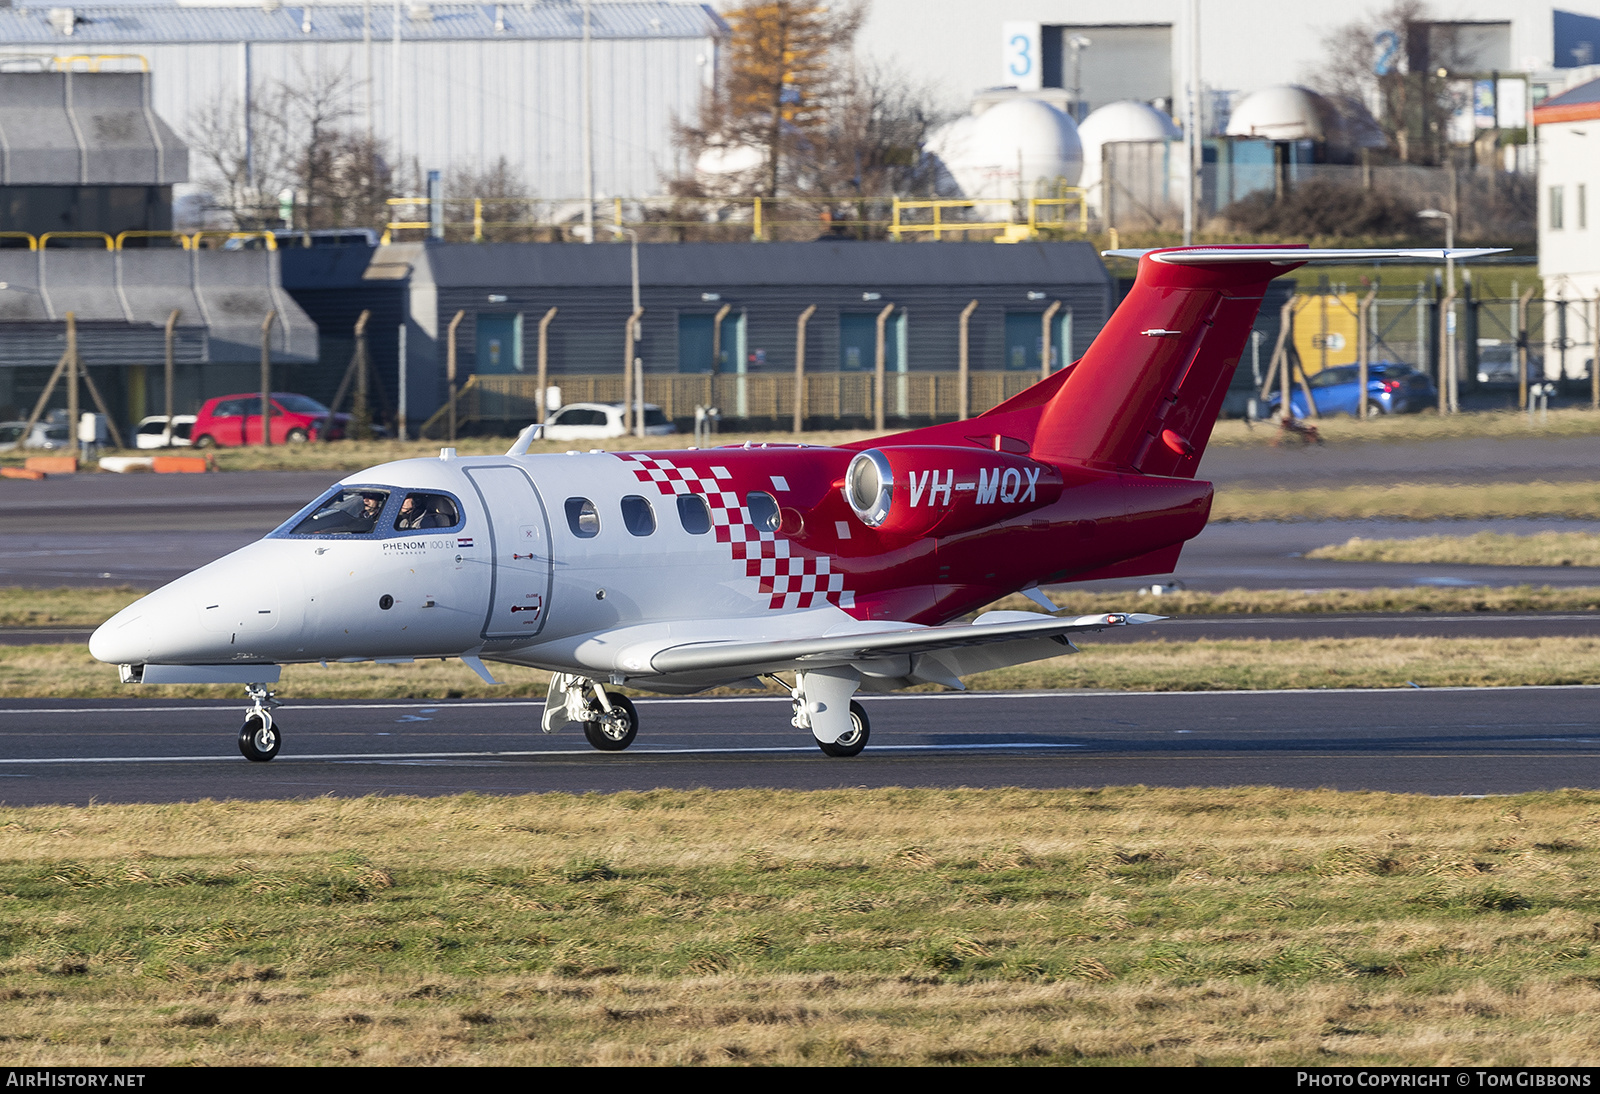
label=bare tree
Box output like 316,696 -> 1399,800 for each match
1307,1 -> 1472,165
444,157 -> 536,241
189,64 -> 398,231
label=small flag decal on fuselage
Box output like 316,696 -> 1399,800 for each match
457,537 -> 474,547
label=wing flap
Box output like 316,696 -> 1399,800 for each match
647,611 -> 1162,676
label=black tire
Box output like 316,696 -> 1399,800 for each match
238,713 -> 280,762
817,700 -> 870,758
582,693 -> 638,751
194,434 -> 216,449
285,428 -> 309,444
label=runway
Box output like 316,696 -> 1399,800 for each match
3,688 -> 1599,805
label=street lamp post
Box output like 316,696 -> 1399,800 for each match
1068,35 -> 1091,122
606,225 -> 642,434
1419,208 -> 1456,412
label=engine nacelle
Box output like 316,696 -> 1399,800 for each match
843,446 -> 1063,538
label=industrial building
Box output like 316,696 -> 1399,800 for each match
0,66 -> 316,427
859,0 -> 1600,128
284,238 -> 1114,433
0,2 -> 726,210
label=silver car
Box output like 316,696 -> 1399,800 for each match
0,420 -> 70,452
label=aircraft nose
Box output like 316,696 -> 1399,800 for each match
90,606 -> 154,665
89,541 -> 306,667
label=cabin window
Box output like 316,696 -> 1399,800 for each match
394,492 -> 461,531
677,494 -> 712,535
621,495 -> 656,536
565,497 -> 601,537
746,491 -> 780,532
289,488 -> 390,535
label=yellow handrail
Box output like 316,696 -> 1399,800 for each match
114,230 -> 191,250
188,231 -> 278,251
0,231 -> 38,251
39,231 -> 113,249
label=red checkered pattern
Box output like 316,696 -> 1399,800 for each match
617,453 -> 853,611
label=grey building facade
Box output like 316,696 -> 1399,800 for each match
385,240 -> 1113,422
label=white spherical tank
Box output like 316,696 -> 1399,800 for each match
1225,85 -> 1332,141
927,98 -> 1082,200
1076,100 -> 1182,210
693,143 -> 766,185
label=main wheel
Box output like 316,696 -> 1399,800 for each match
285,428 -> 309,444
582,693 -> 638,751
817,700 -> 870,758
194,434 -> 216,449
238,713 -> 280,762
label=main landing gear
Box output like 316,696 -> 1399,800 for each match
542,673 -> 638,751
541,669 -> 870,758
770,669 -> 871,758
239,682 -> 282,762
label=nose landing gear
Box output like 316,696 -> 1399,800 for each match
238,683 -> 282,762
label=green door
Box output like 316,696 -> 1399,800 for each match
476,313 -> 524,374
1004,310 -> 1073,372
840,312 -> 900,372
677,313 -> 741,373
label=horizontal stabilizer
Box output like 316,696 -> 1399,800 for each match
1103,247 -> 1508,266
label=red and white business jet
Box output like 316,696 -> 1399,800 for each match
91,246 -> 1497,761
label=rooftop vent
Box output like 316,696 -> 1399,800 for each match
47,8 -> 78,36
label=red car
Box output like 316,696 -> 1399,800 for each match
191,393 -> 349,447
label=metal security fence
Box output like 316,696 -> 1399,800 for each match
421,371 -> 1047,438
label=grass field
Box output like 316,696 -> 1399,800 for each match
12,632 -> 1600,699
1213,481 -> 1600,522
3,786 -> 1599,1065
1310,532 -> 1600,568
15,583 -> 1600,631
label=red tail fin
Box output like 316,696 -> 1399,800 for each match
1030,246 -> 1300,477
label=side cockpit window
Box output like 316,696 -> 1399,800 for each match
395,492 -> 461,531
290,488 -> 390,536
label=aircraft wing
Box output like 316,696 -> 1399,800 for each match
644,610 -> 1162,682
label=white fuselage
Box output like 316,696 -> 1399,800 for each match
90,449 -> 860,688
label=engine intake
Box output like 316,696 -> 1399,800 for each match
843,446 -> 1062,538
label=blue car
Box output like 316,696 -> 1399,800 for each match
1266,362 -> 1438,418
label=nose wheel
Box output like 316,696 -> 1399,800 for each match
238,683 -> 282,762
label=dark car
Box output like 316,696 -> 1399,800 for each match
1266,362 -> 1438,418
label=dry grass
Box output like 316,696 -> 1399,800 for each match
1213,481 -> 1600,522
1207,408 -> 1600,447
17,582 -> 1600,636
4,786 -> 1600,1065
13,633 -> 1600,699
1309,532 -> 1600,568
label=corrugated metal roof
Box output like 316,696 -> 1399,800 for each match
0,2 -> 726,45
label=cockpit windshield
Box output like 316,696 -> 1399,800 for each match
289,488 -> 390,535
